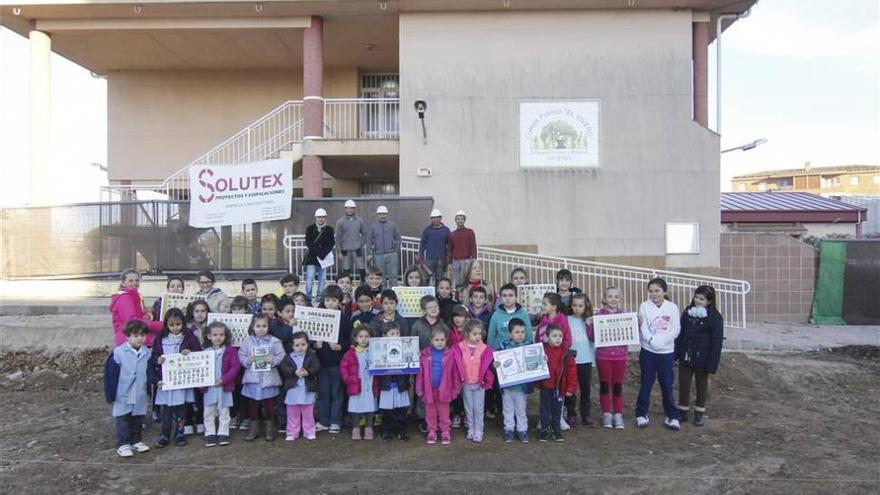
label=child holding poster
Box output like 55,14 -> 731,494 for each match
313,285 -> 352,435
238,314 -> 285,442
635,278 -> 681,431
494,318 -> 532,443
535,293 -> 572,351
377,324 -> 411,442
278,332 -> 321,441
200,321 -> 241,447
184,299 -> 210,435
340,326 -> 380,441
537,325 -> 577,442
595,286 -> 629,430
151,308 -> 202,448
104,321 -> 152,457
452,320 -> 494,443
150,276 -> 184,320
416,328 -> 461,445
567,294 -> 597,428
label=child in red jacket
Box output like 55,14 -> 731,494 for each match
416,328 -> 461,445
200,321 -> 242,447
340,326 -> 379,440
538,324 -> 577,442
452,320 -> 494,443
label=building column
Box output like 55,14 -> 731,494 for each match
692,21 -> 710,128
302,16 -> 324,198
28,29 -> 52,206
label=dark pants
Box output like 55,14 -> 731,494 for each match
381,407 -> 408,436
317,367 -> 344,426
275,391 -> 287,427
160,404 -> 186,440
115,413 -> 144,448
248,398 -> 276,421
565,362 -> 593,419
450,396 -> 464,417
678,365 -> 710,412
539,388 -> 563,435
635,349 -> 679,420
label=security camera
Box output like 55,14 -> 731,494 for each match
414,100 -> 427,118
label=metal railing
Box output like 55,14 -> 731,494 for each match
102,98 -> 402,201
324,98 -> 400,140
283,235 -> 752,328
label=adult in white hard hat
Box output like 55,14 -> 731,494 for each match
335,199 -> 367,283
303,207 -> 335,301
418,208 -> 451,286
449,209 -> 478,288
367,205 -> 401,288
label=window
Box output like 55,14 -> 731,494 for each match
849,176 -> 860,186
873,175 -> 880,185
757,182 -> 767,191
360,181 -> 399,196
821,176 -> 841,188
666,222 -> 700,254
737,184 -> 746,192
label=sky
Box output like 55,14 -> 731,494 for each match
0,0 -> 878,207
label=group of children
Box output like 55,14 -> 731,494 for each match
106,266 -> 724,457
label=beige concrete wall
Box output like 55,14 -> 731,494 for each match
108,67 -> 358,182
399,10 -> 721,269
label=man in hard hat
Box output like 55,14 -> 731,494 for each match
335,199 -> 368,283
367,205 -> 401,288
304,208 -> 335,302
448,210 -> 478,288
418,208 -> 451,286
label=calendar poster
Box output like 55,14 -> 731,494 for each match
159,293 -> 202,319
391,286 -> 435,318
593,312 -> 640,348
294,306 -> 341,343
206,313 -> 252,347
161,351 -> 215,390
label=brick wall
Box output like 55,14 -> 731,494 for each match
721,233 -> 817,323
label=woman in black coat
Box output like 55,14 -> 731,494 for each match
675,285 -> 724,426
304,208 -> 335,303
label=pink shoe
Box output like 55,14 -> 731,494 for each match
351,427 -> 361,441
441,432 -> 451,445
364,427 -> 374,441
426,431 -> 437,444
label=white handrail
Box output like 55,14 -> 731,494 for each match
283,234 -> 752,329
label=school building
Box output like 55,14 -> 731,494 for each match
2,0 -> 757,273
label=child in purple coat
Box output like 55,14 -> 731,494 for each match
200,321 -> 241,447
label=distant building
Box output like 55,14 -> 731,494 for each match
721,192 -> 868,238
731,165 -> 880,196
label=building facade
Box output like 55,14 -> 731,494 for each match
2,0 -> 757,271
732,165 -> 880,196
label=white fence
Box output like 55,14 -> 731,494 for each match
284,235 -> 751,328
324,98 -> 399,140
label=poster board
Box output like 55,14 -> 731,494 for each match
593,312 -> 640,348
517,284 -> 556,316
293,306 -> 341,343
495,343 -> 550,388
251,346 -> 272,372
368,336 -> 420,375
206,313 -> 252,347
391,286 -> 436,318
519,100 -> 600,169
158,293 -> 202,320
160,350 -> 215,390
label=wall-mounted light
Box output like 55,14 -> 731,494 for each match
12,7 -> 21,15
255,2 -> 263,13
502,0 -> 511,8
379,1 -> 388,11
133,5 -> 142,14
414,100 -> 427,145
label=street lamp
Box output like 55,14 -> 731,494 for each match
721,138 -> 767,154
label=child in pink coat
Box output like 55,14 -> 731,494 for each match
340,326 -> 380,440
416,328 -> 461,445
452,320 -> 494,442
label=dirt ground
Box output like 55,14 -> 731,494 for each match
0,344 -> 878,495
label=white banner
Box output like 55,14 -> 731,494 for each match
495,343 -> 550,388
391,286 -> 436,318
517,284 -> 556,316
206,313 -> 253,347
519,100 -> 600,169
593,312 -> 640,348
294,306 -> 341,343
161,350 -> 215,390
188,159 -> 292,228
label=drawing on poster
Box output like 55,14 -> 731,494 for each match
494,343 -> 550,388
368,336 -> 420,375
517,284 -> 556,316
161,351 -> 215,390
252,346 -> 272,372
593,312 -> 640,348
391,286 -> 436,318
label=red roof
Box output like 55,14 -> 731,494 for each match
721,192 -> 867,224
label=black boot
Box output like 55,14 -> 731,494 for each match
694,411 -> 705,427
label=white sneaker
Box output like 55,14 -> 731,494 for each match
238,419 -> 251,430
329,424 -> 341,434
636,416 -> 650,428
315,423 -> 329,432
613,413 -> 625,430
183,425 -> 195,435
195,424 -> 205,434
560,416 -> 571,431
131,442 -> 150,453
664,417 -> 681,431
602,413 -> 613,428
116,445 -> 134,458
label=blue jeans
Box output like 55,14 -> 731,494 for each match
538,388 -> 563,435
305,264 -> 326,301
115,413 -> 144,448
635,349 -> 680,420
316,366 -> 343,427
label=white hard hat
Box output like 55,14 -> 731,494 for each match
314,208 -> 327,217
344,199 -> 356,208
430,208 -> 442,218
455,210 -> 467,217
376,205 -> 389,214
